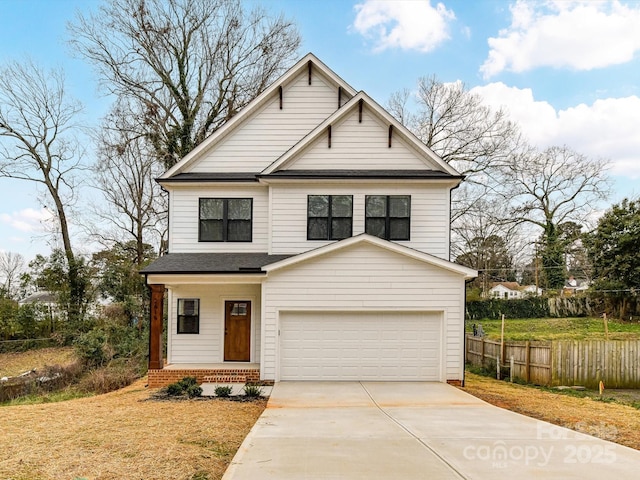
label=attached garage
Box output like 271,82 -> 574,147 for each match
279,311 -> 442,381
261,235 -> 477,383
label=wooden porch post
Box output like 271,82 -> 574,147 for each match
149,284 -> 165,370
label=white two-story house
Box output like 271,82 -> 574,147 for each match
142,54 -> 476,387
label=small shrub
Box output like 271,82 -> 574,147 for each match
186,384 -> 203,398
166,383 -> 184,396
165,376 -> 201,398
74,330 -> 109,367
243,384 -> 263,398
214,385 -> 233,397
177,376 -> 198,390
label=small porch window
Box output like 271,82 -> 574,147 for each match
177,298 -> 200,334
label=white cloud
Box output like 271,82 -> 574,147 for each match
481,1 -> 640,78
471,83 -> 640,178
0,207 -> 55,233
352,0 -> 455,52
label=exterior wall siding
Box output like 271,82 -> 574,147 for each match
167,284 -> 261,364
270,184 -> 451,258
189,71 -> 342,173
289,107 -> 435,170
261,242 -> 466,381
168,185 -> 269,253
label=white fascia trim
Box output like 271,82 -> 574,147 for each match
261,91 -> 460,177
160,53 -> 357,179
145,274 -> 265,286
257,177 -> 462,188
263,234 -> 477,279
158,181 -> 261,189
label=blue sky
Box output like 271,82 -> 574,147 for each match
1,0 -> 639,262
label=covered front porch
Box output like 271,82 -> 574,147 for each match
142,252 -> 293,388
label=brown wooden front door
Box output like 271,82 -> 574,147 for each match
224,301 -> 251,361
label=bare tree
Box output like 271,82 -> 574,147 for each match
0,60 -> 87,321
501,145 -> 611,289
453,198 -> 521,295
69,0 -> 301,169
388,76 -> 521,180
0,251 -> 25,299
90,98 -> 166,266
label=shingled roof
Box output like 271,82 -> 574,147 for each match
140,252 -> 294,275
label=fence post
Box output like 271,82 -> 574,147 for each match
481,336 -> 485,368
500,314 -> 505,367
525,341 -> 531,383
510,356 -> 514,382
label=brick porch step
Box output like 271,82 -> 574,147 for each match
203,375 -> 247,383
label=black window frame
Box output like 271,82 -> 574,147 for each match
199,198 -> 253,242
177,298 -> 200,334
307,195 -> 353,240
365,195 -> 411,241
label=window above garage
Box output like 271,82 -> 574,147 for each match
307,195 -> 353,240
365,195 -> 411,241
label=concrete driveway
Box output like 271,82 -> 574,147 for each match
223,382 -> 640,479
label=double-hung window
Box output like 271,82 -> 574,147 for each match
177,298 -> 199,334
199,198 -> 252,242
365,195 -> 411,240
307,195 -> 353,240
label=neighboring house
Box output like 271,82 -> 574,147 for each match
18,291 -> 57,308
18,291 -> 57,321
563,276 -> 590,296
141,54 -> 477,387
488,282 -> 523,299
522,285 -> 543,296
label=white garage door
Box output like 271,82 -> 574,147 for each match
279,311 -> 441,381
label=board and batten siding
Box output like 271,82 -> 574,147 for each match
188,71 -> 344,174
260,242 -> 466,381
288,107 -> 437,170
167,284 -> 261,364
270,184 -> 451,258
168,185 -> 269,253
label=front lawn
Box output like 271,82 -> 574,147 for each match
466,317 -> 640,341
0,378 -> 266,480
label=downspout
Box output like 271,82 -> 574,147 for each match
160,184 -> 170,255
450,179 -> 467,386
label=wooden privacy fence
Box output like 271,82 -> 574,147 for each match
466,335 -> 640,389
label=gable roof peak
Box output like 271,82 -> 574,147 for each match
160,53 -> 358,179
261,91 -> 461,177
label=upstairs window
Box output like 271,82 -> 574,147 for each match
199,198 -> 252,242
177,298 -> 199,334
365,195 -> 411,240
307,195 -> 353,240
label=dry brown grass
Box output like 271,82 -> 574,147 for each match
0,347 -> 76,377
461,372 -> 640,450
0,378 -> 266,480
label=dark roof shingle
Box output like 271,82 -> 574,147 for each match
140,252 -> 293,274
